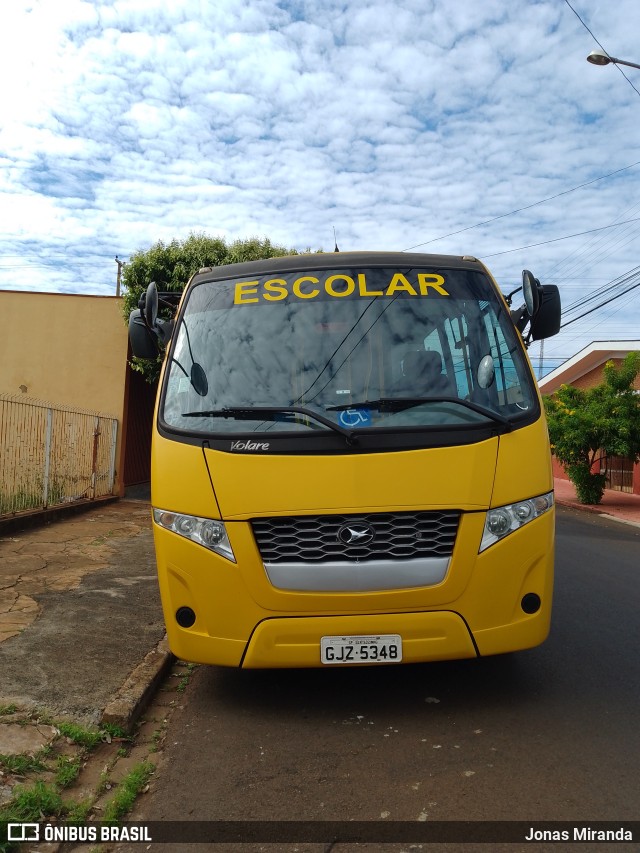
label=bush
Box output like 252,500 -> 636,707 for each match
567,465 -> 606,505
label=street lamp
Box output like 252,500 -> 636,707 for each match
587,50 -> 640,71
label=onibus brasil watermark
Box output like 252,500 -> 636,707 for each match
526,825 -> 634,842
7,823 -> 151,844
5,820 -> 636,845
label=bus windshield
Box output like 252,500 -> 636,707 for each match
161,266 -> 538,437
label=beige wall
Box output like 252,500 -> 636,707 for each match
0,291 -> 129,492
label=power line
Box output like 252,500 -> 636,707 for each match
533,264 -> 640,364
562,267 -> 640,318
481,217 -> 640,258
402,160 -> 640,252
560,275 -> 640,329
563,0 -> 640,99
543,199 -> 640,281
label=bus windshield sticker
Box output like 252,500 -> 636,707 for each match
233,271 -> 450,306
338,408 -> 372,428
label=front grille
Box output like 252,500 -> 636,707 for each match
251,511 -> 460,563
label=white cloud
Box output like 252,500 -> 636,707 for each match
2,0 -> 640,368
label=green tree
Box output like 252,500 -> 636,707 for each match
121,233 -> 300,381
543,352 -> 640,504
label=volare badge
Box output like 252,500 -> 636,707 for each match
230,440 -> 270,451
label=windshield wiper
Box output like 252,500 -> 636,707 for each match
326,397 -> 512,431
181,405 -> 360,445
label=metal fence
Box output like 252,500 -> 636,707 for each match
0,394 -> 118,518
603,455 -> 635,494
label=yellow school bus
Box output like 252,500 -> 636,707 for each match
130,252 -> 561,668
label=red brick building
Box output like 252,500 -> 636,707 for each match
538,341 -> 640,496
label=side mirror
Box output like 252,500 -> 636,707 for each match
530,284 -> 561,341
522,270 -> 541,318
128,309 -> 159,359
143,281 -> 159,329
130,282 -> 177,358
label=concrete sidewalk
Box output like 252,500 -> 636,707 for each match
0,499 -> 170,728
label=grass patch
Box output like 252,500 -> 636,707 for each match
65,797 -> 94,824
55,755 -> 83,788
3,780 -> 65,822
101,722 -> 130,742
0,753 -> 47,775
0,715 -> 149,852
0,480 -> 66,516
177,662 -> 198,693
102,761 -> 155,823
56,722 -> 102,750
149,726 -> 164,753
0,781 -> 67,852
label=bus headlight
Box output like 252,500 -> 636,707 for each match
153,508 -> 236,562
479,492 -> 554,552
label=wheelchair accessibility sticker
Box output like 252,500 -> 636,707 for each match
338,408 -> 372,428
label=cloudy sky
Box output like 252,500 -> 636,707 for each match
2,0 -> 640,374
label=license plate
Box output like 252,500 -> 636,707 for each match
320,634 -> 402,665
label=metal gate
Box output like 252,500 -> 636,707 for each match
0,394 -> 118,518
604,455 -> 634,493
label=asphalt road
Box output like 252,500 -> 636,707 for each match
118,506 -> 640,852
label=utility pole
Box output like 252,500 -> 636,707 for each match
538,339 -> 545,381
115,256 -> 126,296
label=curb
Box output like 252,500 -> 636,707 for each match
101,635 -> 175,732
597,513 -> 640,529
555,498 -> 640,528
555,498 -> 606,514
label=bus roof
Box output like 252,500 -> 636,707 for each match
190,251 -> 488,285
